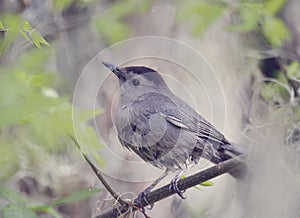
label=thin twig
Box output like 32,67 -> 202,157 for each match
69,135 -> 128,207
96,157 -> 244,218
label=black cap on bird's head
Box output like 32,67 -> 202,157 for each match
101,61 -> 166,87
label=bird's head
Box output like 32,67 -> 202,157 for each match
102,61 -> 170,99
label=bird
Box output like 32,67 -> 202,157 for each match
102,61 -> 245,207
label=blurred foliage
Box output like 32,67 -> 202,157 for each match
176,0 -> 297,133
177,0 -> 289,47
260,61 -> 300,105
259,60 -> 300,154
0,45 -> 102,178
0,186 -> 102,218
20,20 -> 50,48
52,0 -> 94,11
53,0 -> 73,11
94,0 -> 152,44
286,61 -> 300,83
0,15 -> 49,56
176,0 -> 300,173
227,1 -> 300,152
229,0 -> 289,47
177,0 -> 224,36
0,11 -> 102,218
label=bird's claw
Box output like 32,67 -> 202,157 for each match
134,187 -> 154,211
169,177 -> 186,199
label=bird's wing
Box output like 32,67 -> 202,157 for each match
160,112 -> 227,145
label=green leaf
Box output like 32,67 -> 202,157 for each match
264,0 -> 286,15
193,185 -> 203,191
27,203 -> 62,218
180,176 -> 213,188
262,16 -> 289,47
199,181 -> 214,186
1,14 -> 21,35
229,7 -> 260,32
19,30 -> 31,43
286,61 -> 300,80
228,2 -> 264,32
3,206 -> 38,218
39,207 -> 62,218
28,73 -> 54,89
261,83 -> 277,101
52,188 -> 102,206
260,81 -> 289,103
0,20 -> 4,29
22,20 -> 31,31
30,31 -> 50,48
0,186 -> 27,205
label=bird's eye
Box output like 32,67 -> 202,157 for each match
132,79 -> 140,86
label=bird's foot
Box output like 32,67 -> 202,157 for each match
169,175 -> 186,199
134,187 -> 154,211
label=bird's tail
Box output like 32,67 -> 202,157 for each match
213,142 -> 247,180
219,142 -> 244,159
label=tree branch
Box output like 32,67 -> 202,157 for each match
69,135 -> 128,207
96,157 -> 244,218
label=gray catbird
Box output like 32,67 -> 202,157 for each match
102,61 -> 244,205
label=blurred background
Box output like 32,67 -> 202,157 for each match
0,0 -> 300,217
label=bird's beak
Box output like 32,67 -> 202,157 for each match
102,61 -> 126,82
